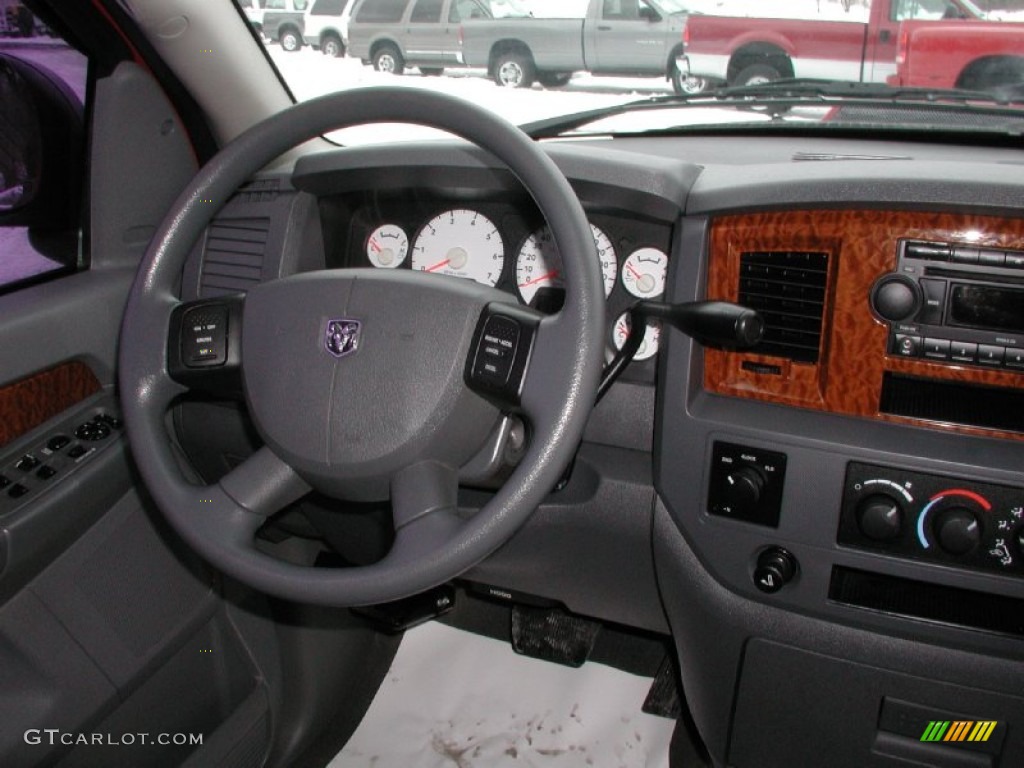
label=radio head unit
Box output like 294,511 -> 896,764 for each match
870,240 -> 1024,372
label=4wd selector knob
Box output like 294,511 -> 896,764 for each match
856,494 -> 903,540
722,467 -> 766,518
935,507 -> 981,555
870,275 -> 921,323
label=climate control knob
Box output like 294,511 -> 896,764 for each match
856,494 -> 904,540
870,275 -> 921,323
722,467 -> 766,518
934,507 -> 981,555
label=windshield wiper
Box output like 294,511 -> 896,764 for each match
521,78 -> 1024,140
710,78 -> 1024,106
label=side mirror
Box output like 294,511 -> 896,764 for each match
0,52 -> 84,230
639,6 -> 661,21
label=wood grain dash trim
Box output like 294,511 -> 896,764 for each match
704,210 -> 1024,441
0,361 -> 101,448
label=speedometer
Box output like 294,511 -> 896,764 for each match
515,224 -> 617,304
410,209 -> 504,286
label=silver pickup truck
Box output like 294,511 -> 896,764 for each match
460,0 -> 695,90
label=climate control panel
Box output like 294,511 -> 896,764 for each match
839,462 -> 1024,576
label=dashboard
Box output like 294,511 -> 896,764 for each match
179,133 -> 1024,767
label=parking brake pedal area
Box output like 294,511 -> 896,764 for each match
511,604 -> 601,668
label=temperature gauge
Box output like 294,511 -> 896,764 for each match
612,311 -> 660,361
366,224 -> 409,268
622,248 -> 668,299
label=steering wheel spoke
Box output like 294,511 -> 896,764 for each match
386,460 -> 464,564
219,446 -> 312,518
167,295 -> 246,397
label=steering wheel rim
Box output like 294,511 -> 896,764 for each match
119,87 -> 605,607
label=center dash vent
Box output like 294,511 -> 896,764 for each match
199,217 -> 270,298
738,251 -> 829,363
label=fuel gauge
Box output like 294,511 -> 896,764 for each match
366,224 -> 409,268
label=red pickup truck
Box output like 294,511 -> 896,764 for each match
891,19 -> 1024,92
680,0 -> 998,91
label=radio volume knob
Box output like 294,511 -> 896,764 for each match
870,275 -> 921,323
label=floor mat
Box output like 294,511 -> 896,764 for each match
328,621 -> 674,768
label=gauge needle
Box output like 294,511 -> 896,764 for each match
369,238 -> 381,253
519,270 -> 559,288
626,263 -> 644,280
425,259 -> 451,272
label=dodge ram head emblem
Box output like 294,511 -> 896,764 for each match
325,319 -> 361,359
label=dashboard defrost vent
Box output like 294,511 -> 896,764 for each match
738,251 -> 828,364
235,178 -> 281,203
199,217 -> 270,298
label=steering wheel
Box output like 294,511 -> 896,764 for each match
118,88 -> 605,607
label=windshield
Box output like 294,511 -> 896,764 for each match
254,0 -> 1024,144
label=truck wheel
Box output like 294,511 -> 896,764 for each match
733,63 -> 781,87
373,45 -> 405,75
280,27 -> 301,53
493,52 -> 535,88
672,69 -> 708,95
538,72 -> 571,88
321,33 -> 344,58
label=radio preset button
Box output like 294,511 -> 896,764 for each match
1005,253 -> 1024,269
1005,348 -> 1024,370
978,249 -> 1006,267
923,338 -> 951,361
892,334 -> 921,358
950,341 -> 977,363
952,246 -> 980,264
977,345 -> 1005,366
904,242 -> 950,261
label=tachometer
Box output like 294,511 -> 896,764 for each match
622,247 -> 668,299
365,224 -> 408,268
612,312 -> 660,362
515,224 -> 617,304
411,209 -> 504,286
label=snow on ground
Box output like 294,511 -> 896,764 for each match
268,46 -> 677,145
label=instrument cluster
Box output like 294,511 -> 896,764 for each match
342,198 -> 672,365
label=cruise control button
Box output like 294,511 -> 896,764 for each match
892,334 -> 921,357
922,338 -> 950,361
977,345 -> 1005,366
8,484 -> 29,499
36,466 -> 57,481
0,475 -> 9,489
67,445 -> 89,459
950,341 -> 977,363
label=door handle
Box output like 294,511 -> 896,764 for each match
598,25 -> 612,30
